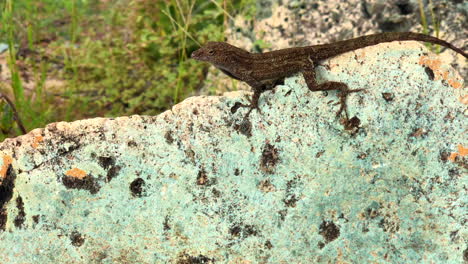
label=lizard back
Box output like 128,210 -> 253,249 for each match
306,32 -> 467,60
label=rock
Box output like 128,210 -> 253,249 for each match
0,42 -> 466,263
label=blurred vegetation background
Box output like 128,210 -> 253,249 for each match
0,0 -> 254,140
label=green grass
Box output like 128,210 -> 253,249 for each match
418,0 -> 441,53
0,0 -> 256,141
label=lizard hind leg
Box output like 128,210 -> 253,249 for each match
302,61 -> 363,118
314,81 -> 364,118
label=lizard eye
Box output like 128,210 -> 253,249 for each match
208,50 -> 215,55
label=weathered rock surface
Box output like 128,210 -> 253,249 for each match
0,42 -> 466,263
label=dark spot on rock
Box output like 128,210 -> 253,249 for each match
439,151 -> 450,163
229,223 -> 258,239
424,66 -> 435,80
98,157 -> 121,181
234,168 -> 240,176
234,119 -> 252,137
319,221 -> 340,243
192,108 -> 199,115
0,209 -> 6,232
70,231 -> 85,247
231,102 -> 242,114
379,217 -> 400,233
106,165 -> 121,182
382,92 -> 394,102
163,215 -> 171,232
318,241 -> 325,249
260,143 -> 280,174
14,196 -> 26,228
56,138 -> 80,156
450,230 -> 459,243
357,152 -> 367,159
264,240 -> 273,249
211,188 -> 221,198
283,194 -> 298,207
0,164 -> 16,207
283,177 -> 300,207
243,225 -> 258,237
448,168 -> 461,179
408,128 -> 427,139
362,224 -> 369,233
464,247 -> 468,262
315,150 -> 325,158
62,175 -> 101,194
451,154 -> 468,170
165,130 -> 174,144
98,156 -> 115,170
312,3 -> 319,9
129,178 -> 145,197
176,253 -> 215,264
344,116 -> 360,131
0,164 -> 16,231
32,215 -> 39,224
396,1 -> 413,15
196,169 -> 215,186
278,209 -> 288,222
258,178 -> 275,193
229,225 -> 241,237
185,148 -> 196,164
127,140 -> 137,147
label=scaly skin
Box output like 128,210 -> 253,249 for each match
191,32 -> 467,122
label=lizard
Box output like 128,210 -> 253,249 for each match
191,32 -> 467,121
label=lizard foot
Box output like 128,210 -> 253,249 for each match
335,88 -> 365,119
237,92 -> 263,120
238,102 -> 262,120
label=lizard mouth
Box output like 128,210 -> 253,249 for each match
191,50 -> 202,60
191,49 -> 209,61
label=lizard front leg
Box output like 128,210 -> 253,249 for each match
236,76 -> 267,119
302,58 -> 363,119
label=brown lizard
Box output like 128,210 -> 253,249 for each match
191,32 -> 467,120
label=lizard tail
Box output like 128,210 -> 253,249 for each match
312,32 -> 467,59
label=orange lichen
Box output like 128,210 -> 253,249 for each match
419,56 -> 441,70
459,95 -> 468,105
458,144 -> 468,156
448,144 -> 467,162
65,168 -> 87,180
32,135 -> 44,149
0,155 -> 13,180
418,55 -> 464,90
447,79 -> 462,89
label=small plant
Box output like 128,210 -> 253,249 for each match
418,0 -> 441,53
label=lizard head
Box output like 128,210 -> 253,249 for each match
191,42 -> 250,67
